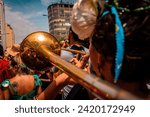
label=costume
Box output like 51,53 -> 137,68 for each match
0,75 -> 42,100
0,58 -> 11,83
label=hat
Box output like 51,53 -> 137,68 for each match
71,0 -> 98,40
6,44 -> 20,56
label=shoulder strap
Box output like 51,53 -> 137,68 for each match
20,75 -> 42,99
33,74 -> 42,87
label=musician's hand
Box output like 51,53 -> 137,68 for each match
70,57 -> 82,68
70,54 -> 89,69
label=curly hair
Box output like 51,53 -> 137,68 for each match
92,0 -> 150,82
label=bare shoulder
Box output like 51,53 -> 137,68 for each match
9,74 -> 35,95
10,74 -> 34,81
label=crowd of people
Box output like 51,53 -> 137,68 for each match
0,0 -> 150,100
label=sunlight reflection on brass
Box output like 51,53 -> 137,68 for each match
37,35 -> 45,42
20,31 -> 140,100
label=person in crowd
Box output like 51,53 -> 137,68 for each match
5,44 -> 32,75
36,27 -> 90,100
52,27 -> 90,100
0,74 -> 42,100
62,27 -> 89,100
60,27 -> 89,63
72,0 -> 150,99
0,44 -> 42,100
36,56 -> 89,100
0,44 -> 11,83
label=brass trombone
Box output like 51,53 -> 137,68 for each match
20,31 -> 140,100
61,48 -> 87,55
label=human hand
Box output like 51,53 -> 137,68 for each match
70,54 -> 89,69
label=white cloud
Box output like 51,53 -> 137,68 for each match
40,0 -> 51,6
24,11 -> 46,19
5,6 -> 46,43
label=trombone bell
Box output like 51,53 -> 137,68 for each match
20,31 -> 61,71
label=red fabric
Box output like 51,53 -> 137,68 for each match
0,59 -> 11,83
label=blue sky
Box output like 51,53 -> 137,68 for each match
4,0 -> 75,43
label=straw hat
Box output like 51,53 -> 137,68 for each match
6,44 -> 20,56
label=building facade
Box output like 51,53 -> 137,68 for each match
47,1 -> 73,41
5,23 -> 15,48
0,0 -> 6,49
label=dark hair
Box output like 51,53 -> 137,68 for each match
69,27 -> 89,48
92,1 -> 150,82
68,27 -> 80,44
0,44 -> 4,57
117,0 -> 150,11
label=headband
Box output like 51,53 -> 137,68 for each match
102,0 -> 125,83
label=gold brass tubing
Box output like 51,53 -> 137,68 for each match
61,48 -> 87,55
38,45 -> 140,100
